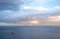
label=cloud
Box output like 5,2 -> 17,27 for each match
23,6 -> 32,9
0,6 -> 60,22
0,0 -> 60,26
0,9 -> 28,23
24,6 -> 51,10
48,16 -> 60,22
0,22 -> 19,26
16,15 -> 60,26
0,0 -> 23,10
23,6 -> 52,13
23,6 -> 60,13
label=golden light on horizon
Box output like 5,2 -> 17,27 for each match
16,20 -> 41,26
48,16 -> 60,22
29,20 -> 40,24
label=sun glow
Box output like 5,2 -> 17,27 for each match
48,16 -> 60,22
29,20 -> 39,24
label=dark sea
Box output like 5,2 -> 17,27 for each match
0,26 -> 60,39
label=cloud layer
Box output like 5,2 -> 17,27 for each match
23,6 -> 60,13
0,0 -> 60,26
0,6 -> 60,23
0,0 -> 22,10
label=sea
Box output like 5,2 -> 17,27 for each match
0,26 -> 60,39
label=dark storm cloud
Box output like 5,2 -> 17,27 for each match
0,0 -> 23,10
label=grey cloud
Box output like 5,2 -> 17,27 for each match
0,0 -> 23,10
0,10 -> 26,23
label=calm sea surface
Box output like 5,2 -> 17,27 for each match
0,26 -> 60,39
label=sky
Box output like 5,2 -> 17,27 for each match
0,0 -> 60,26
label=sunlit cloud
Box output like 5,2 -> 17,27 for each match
0,0 -> 60,26
23,6 -> 51,13
0,6 -> 60,24
23,6 -> 60,13
23,6 -> 32,9
16,14 -> 60,26
29,20 -> 40,24
48,16 -> 60,22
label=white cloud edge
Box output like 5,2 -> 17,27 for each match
23,6 -> 60,12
